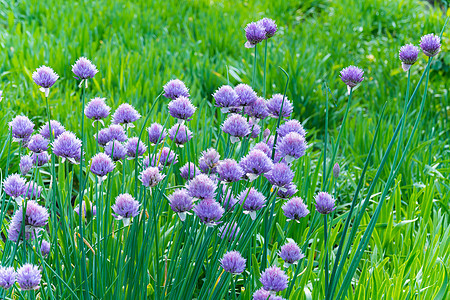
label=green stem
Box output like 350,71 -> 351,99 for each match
263,40 -> 268,98
252,45 -> 257,88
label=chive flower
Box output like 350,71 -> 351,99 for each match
399,44 -> 419,71
20,155 -> 34,175
213,85 -> 239,113
220,251 -> 246,274
163,79 -> 190,100
112,193 -> 140,226
90,152 -> 115,180
239,149 -> 273,181
267,94 -> 293,119
168,96 -> 196,122
279,241 -> 305,266
40,240 -> 50,257
147,123 -> 167,145
0,266 -> 17,289
222,113 -> 251,143
276,132 -> 307,163
125,137 -> 147,158
258,18 -> 277,39
244,97 -> 269,120
168,189 -> 194,221
140,167 -> 165,188
219,222 -> 240,242
16,264 -> 41,291
3,174 -> 27,201
253,288 -> 285,300
8,201 -> 49,242
40,120 -> 65,140
277,120 -> 306,138
52,131 -> 82,164
23,183 -> 43,200
9,116 -> 34,142
315,191 -> 336,215
28,134 -> 48,153
31,151 -> 50,167
32,66 -> 59,97
235,84 -> 258,107
265,163 -> 294,188
217,159 -> 244,183
186,174 -> 217,200
193,199 -> 224,226
340,66 -> 364,89
244,22 -> 266,48
260,266 -> 288,293
168,124 -> 193,146
278,182 -> 298,199
108,124 -> 128,142
252,142 -> 271,157
72,57 -> 98,80
199,148 -> 220,174
220,187 -> 238,211
84,97 -> 110,123
420,33 -> 441,57
180,162 -> 201,180
239,187 -> 266,220
282,197 -> 309,222
112,103 -> 141,129
104,140 -> 127,161
333,162 -> 340,179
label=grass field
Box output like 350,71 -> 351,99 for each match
0,0 -> 449,299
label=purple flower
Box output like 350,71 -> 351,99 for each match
248,119 -> 261,139
199,148 -> 220,174
112,193 -> 140,222
265,163 -> 294,188
8,201 -> 49,242
220,187 -> 238,211
32,66 -> 58,89
222,113 -> 251,143
239,187 -> 266,219
276,132 -> 307,163
193,199 -> 224,226
399,44 -> 419,71
31,151 -> 50,167
244,97 -> 269,120
180,162 -> 201,180
267,94 -> 293,119
253,288 -> 285,300
72,57 -> 98,80
20,155 -> 34,175
235,84 -> 257,106
278,183 -> 298,199
40,240 -> 51,257
140,167 -> 165,188
163,79 -> 190,100
258,18 -> 277,39
9,116 -> 34,140
252,142 -> 271,157
28,134 -> 48,153
282,197 -> 309,221
168,96 -> 196,121
219,222 -> 240,241
52,131 -> 82,163
240,149 -> 273,180
168,189 -> 194,221
74,201 -> 97,218
277,120 -> 306,138
104,140 -> 127,161
112,103 -> 141,127
168,124 -> 193,145
213,85 -> 239,112
186,174 -> 217,200
340,66 -> 364,88
90,152 -> 115,178
85,97 -> 110,121
244,22 -> 266,48
333,163 -> 340,179
220,251 -> 246,274
3,174 -> 27,199
263,128 -> 271,139
279,241 -> 304,265
147,123 -> 167,145
96,128 -> 111,146
125,137 -> 147,158
315,192 -> 336,215
0,266 -> 17,289
40,120 -> 65,140
108,124 -> 128,142
420,33 -> 441,57
217,159 -> 243,183
149,147 -> 178,169
16,264 -> 41,291
260,266 -> 288,292
23,183 -> 43,199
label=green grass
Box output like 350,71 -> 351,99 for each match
0,0 -> 449,299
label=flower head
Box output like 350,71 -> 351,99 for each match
258,18 -> 277,38
235,84 -> 258,106
168,124 -> 193,145
282,197 -> 309,221
0,266 -> 17,289
85,97 -> 110,120
180,162 -> 201,180
112,103 -> 141,126
23,183 -> 43,199
163,79 -> 190,100
222,113 -> 250,142
168,96 -> 196,121
244,22 -> 266,48
3,174 -> 27,199
108,124 -> 128,142
239,188 -> 266,218
168,189 -> 194,221
244,97 -> 269,120
260,266 -> 288,292
40,120 -> 65,140
199,148 -> 220,174
333,163 -> 340,179
104,140 -> 127,161
420,34 -> 441,57
220,251 -> 246,274
399,44 -> 419,71
252,142 -> 271,157
340,66 -> 364,88
17,264 -> 41,291
148,147 -> 178,169
279,241 -> 304,265
31,151 -> 50,167
112,193 -> 140,220
267,94 -> 293,119
219,222 -> 240,242
28,134 -> 48,153
193,199 -> 224,226
213,85 -> 239,112
40,240 -> 51,257
278,182 -> 298,199
125,137 -> 147,158
32,66 -> 58,88
8,201 -> 49,242
52,131 -> 82,163
217,159 -> 244,183
277,120 -> 306,138
20,155 -> 34,175
240,149 -> 273,179
276,132 -> 307,163
186,174 -> 217,200
265,163 -> 294,188
315,192 -> 336,215
140,167 -> 165,188
247,119 -> 261,139
72,57 -> 98,80
9,116 -> 34,140
90,152 -> 115,178
147,123 -> 167,145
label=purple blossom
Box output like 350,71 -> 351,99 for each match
244,22 -> 266,48
240,149 -> 273,180
163,79 -> 190,100
399,44 -> 419,71
147,123 -> 167,145
235,84 -> 257,106
220,251 -> 246,274
108,124 -> 128,142
40,120 -> 65,140
253,288 -> 286,300
0,266 -> 17,289
239,187 -> 266,219
315,192 -> 336,215
265,163 -> 294,188
90,152 -> 115,178
267,94 -> 293,119
217,159 -> 243,183
222,113 -> 250,143
23,183 -> 43,199
168,124 -> 193,145
180,162 -> 201,180
260,266 -> 288,292
282,197 -> 309,221
276,132 -> 307,163
420,33 -> 441,57
193,199 -> 224,226
252,142 -> 271,157
112,103 -> 141,127
16,264 -> 41,291
8,201 -> 49,242
125,137 -> 147,158
244,97 -> 269,120
31,151 -> 50,167
85,97 -> 111,120
9,116 -> 34,140
3,174 -> 27,199
52,131 -> 82,163
263,128 -> 271,139
112,193 -> 140,221
168,96 -> 196,121
258,18 -> 277,38
32,66 -> 58,89
149,147 -> 178,169
72,57 -> 98,80
40,240 -> 51,257
27,134 -> 48,153
213,85 -> 239,112
219,222 -> 240,242
104,140 -> 127,161
278,183 -> 298,199
220,187 -> 238,211
96,128 -> 111,146
279,241 -> 304,265
140,167 -> 165,188
247,119 -> 261,139
277,120 -> 306,138
340,66 -> 364,88
20,155 -> 34,175
186,174 -> 217,200
168,189 -> 194,221
199,148 -> 220,174
333,163 -> 340,179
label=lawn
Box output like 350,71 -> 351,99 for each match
0,0 -> 449,299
